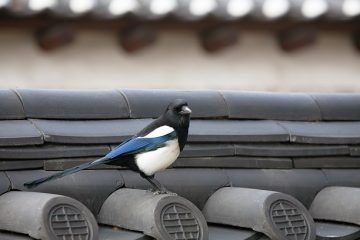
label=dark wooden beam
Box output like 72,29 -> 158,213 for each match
352,31 -> 360,52
35,24 -> 76,51
119,25 -> 157,53
200,26 -> 239,53
277,27 -> 317,52
0,15 -> 359,32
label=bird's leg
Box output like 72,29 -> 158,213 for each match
150,177 -> 166,193
150,176 -> 177,196
141,173 -> 176,195
140,172 -> 162,192
145,175 -> 161,192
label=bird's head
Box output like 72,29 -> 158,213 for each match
164,99 -> 191,128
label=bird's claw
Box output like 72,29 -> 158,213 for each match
153,190 -> 177,196
148,188 -> 177,196
153,190 -> 166,195
165,191 -> 178,196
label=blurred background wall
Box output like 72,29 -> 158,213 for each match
0,0 -> 359,92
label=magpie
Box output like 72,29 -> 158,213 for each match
24,99 -> 191,193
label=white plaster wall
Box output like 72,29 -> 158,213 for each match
0,29 -> 359,92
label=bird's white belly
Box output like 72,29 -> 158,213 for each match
135,139 -> 180,176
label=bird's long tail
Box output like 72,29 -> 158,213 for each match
24,156 -> 110,189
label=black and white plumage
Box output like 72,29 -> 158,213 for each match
24,99 -> 192,192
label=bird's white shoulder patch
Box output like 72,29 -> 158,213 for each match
135,138 -> 180,176
141,125 -> 174,138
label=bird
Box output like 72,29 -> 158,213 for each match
24,99 -> 192,193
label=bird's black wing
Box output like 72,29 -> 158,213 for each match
24,131 -> 177,189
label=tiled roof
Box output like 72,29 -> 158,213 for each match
2,1 -> 359,53
1,0 -> 359,21
2,1 -> 359,52
1,89 -> 360,239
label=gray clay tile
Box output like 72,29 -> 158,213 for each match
188,120 -> 289,142
0,120 -> 43,146
203,187 -> 316,240
98,188 -> 208,240
321,169 -> 360,189
0,89 -> 25,120
225,169 -> 327,207
30,119 -> 151,144
174,157 -> 292,169
7,170 -> 124,214
294,157 -> 360,168
256,237 -> 271,240
278,121 -> 360,144
221,91 -> 321,121
43,158 -> 120,170
349,146 -> 360,156
236,144 -> 349,157
180,144 -> 236,157
0,171 -> 10,195
0,231 -> 34,240
315,221 -> 360,240
310,187 -> 360,226
121,169 -> 229,209
30,119 -> 289,144
311,93 -> 360,121
0,144 -> 110,159
16,89 -> 129,119
208,225 -> 262,240
121,89 -> 228,119
0,160 -> 43,170
99,226 -> 152,240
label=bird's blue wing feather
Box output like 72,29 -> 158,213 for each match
23,130 -> 177,189
105,131 -> 177,159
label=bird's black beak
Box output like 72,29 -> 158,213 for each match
180,106 -> 192,115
